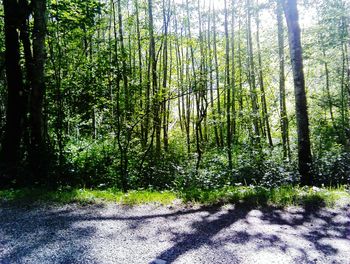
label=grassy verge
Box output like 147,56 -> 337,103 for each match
0,188 -> 177,206
0,186 -> 349,207
179,185 -> 350,207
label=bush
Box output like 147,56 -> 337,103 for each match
313,151 -> 350,186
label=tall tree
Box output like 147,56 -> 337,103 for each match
224,0 -> 233,170
283,0 -> 313,185
207,2 -> 220,147
246,0 -> 260,142
255,1 -> 272,147
148,0 -> 161,155
162,0 -> 170,151
231,0 -> 236,140
29,0 -> 48,180
213,4 -> 224,147
0,0 -> 27,184
277,0 -> 290,159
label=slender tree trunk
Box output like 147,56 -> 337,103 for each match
224,0 -> 233,171
134,0 -> 145,147
322,48 -> 334,124
174,15 -> 184,133
246,0 -> 260,142
213,6 -> 224,147
162,0 -> 170,151
49,2 -> 64,176
256,3 -> 273,147
231,0 -> 236,140
148,0 -> 161,154
277,0 -> 290,159
340,44 -> 347,144
207,2 -> 220,146
283,0 -> 313,185
237,14 -> 244,135
185,45 -> 191,154
117,0 -> 129,118
196,9 -> 202,168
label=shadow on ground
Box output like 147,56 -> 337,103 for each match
0,201 -> 349,264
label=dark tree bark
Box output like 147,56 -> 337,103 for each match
148,0 -> 161,155
283,0 -> 313,185
134,0 -> 145,147
0,0 -> 26,184
117,0 -> 130,117
29,0 -> 48,181
162,0 -> 170,152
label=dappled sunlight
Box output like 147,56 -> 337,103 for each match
2,203 -> 349,263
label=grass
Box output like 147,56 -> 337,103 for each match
0,185 -> 349,207
0,188 -> 177,206
179,185 -> 350,207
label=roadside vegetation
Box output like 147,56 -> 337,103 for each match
1,185 -> 349,208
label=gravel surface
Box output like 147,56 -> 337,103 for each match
0,202 -> 350,264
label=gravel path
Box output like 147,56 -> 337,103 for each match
1,202 -> 350,264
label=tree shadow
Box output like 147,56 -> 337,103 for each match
0,201 -> 349,264
152,202 -> 350,263
0,205 -> 100,263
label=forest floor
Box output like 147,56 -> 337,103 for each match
0,201 -> 349,264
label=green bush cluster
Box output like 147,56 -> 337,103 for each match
55,135 -> 350,192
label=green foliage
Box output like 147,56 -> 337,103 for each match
313,151 -> 350,186
179,185 -> 350,207
65,139 -> 119,187
50,0 -> 105,29
0,187 -> 176,205
1,186 -> 348,208
58,132 -> 350,191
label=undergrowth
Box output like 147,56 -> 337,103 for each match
0,185 -> 349,207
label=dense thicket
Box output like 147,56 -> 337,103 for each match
0,0 -> 349,190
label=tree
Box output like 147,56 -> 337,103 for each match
224,0 -> 233,170
255,1 -> 272,147
29,0 -> 48,181
277,0 -> 290,159
283,0 -> 313,185
0,0 -> 27,185
246,0 -> 261,142
0,0 -> 48,185
148,0 -> 161,155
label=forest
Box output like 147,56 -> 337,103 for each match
0,0 -> 350,193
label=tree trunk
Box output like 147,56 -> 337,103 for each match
207,2 -> 220,147
29,0 -> 47,182
224,0 -> 233,171
117,0 -> 129,118
277,0 -> 290,160
283,0 -> 313,185
246,0 -> 260,142
231,0 -> 236,141
256,2 -> 273,147
148,0 -> 161,155
0,0 -> 26,185
162,0 -> 170,151
213,6 -> 224,147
